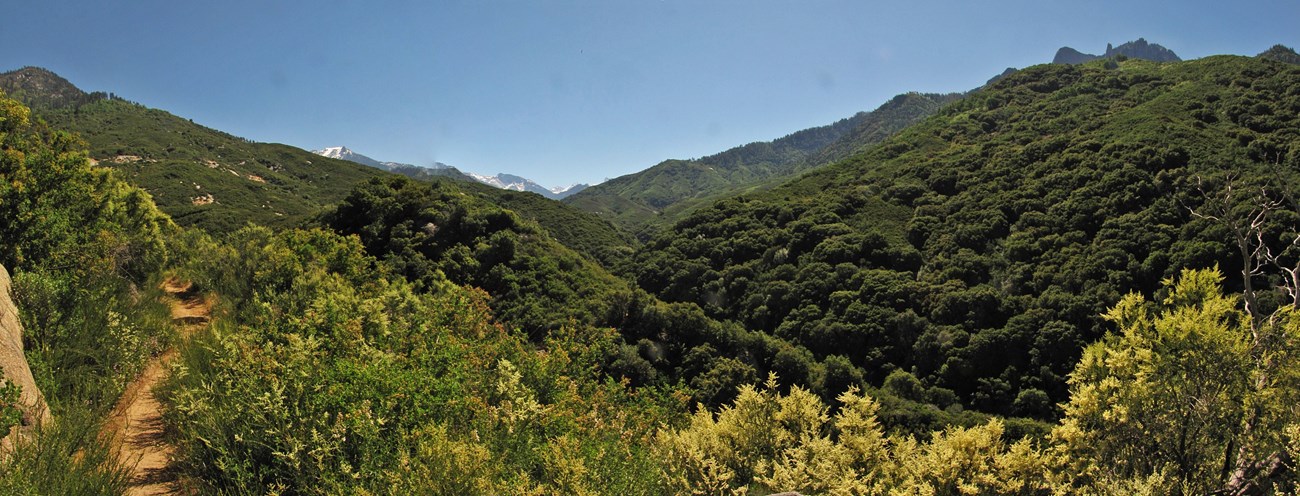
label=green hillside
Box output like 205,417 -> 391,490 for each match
629,55 -> 1300,416
438,177 -> 637,268
564,92 -> 960,234
1259,44 -> 1300,64
0,67 -> 387,233
322,175 -> 630,335
5,47 -> 1300,493
319,176 -> 754,396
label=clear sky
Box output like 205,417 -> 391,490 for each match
3,1 -> 1298,187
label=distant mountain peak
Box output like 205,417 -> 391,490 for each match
0,66 -> 98,109
317,145 -> 352,156
1258,44 -> 1300,65
1053,38 -> 1181,64
313,146 -> 384,169
466,172 -> 589,200
311,146 -> 584,198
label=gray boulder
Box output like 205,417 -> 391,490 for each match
0,264 -> 51,452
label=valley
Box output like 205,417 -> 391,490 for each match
1,37 -> 1300,495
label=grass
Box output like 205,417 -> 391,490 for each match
0,406 -> 130,496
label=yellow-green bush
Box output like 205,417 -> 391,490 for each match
160,227 -> 684,494
657,377 -> 1056,495
659,268 -> 1300,495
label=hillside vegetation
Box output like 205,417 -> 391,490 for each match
0,67 -> 387,233
3,48 -> 1300,494
0,91 -> 175,493
565,92 -> 961,234
630,55 -> 1300,417
319,176 -> 802,410
443,177 -> 637,268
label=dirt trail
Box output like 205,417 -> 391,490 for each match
102,278 -> 210,496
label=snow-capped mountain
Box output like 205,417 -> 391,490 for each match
313,146 -> 461,176
316,146 -> 384,169
465,173 -> 588,200
314,146 -> 588,200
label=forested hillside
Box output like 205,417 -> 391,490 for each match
0,67 -> 387,233
322,176 -> 630,335
319,176 -> 797,408
4,46 -> 1300,494
565,92 -> 961,234
442,177 -> 637,268
630,55 -> 1300,417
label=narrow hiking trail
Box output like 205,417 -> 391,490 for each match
102,278 -> 210,496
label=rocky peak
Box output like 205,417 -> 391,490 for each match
0,66 -> 94,109
1052,38 -> 1181,64
1104,38 -> 1181,62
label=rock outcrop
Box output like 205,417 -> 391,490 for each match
1053,38 -> 1181,64
1052,47 -> 1097,65
0,264 -> 51,452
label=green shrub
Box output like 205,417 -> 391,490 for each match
160,227 -> 682,494
0,406 -> 130,495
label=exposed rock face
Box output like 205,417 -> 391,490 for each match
1105,38 -> 1181,62
1052,47 -> 1097,65
1053,38 -> 1182,64
0,264 -> 51,452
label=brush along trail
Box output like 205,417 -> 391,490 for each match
102,278 -> 210,496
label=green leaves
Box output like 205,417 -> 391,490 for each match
628,55 -> 1300,418
161,226 -> 686,494
659,379 -> 1057,495
1057,268 -> 1291,492
0,371 -> 22,435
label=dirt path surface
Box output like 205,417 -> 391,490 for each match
102,278 -> 210,496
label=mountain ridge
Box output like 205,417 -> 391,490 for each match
314,145 -> 459,173
465,171 -> 589,199
564,91 -> 962,234
1052,37 -> 1182,64
314,145 -> 589,200
0,66 -> 390,233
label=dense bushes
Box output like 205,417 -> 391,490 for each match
322,177 -> 788,407
1,91 -> 175,412
661,269 -> 1300,494
161,226 -> 685,494
324,176 -> 627,335
320,174 -> 1051,431
1,92 -> 175,493
630,56 -> 1300,416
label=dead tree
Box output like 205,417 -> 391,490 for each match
1187,173 -> 1300,495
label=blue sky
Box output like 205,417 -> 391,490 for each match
3,1 -> 1298,187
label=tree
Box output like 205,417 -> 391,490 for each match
1052,268 -> 1300,493
1185,170 -> 1300,493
